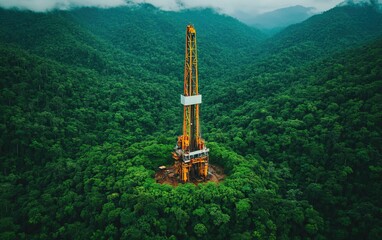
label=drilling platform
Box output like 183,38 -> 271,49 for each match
172,25 -> 209,183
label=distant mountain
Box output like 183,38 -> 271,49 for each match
258,4 -> 382,66
237,5 -> 316,32
338,0 -> 382,10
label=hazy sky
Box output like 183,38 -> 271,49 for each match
0,0 -> 345,14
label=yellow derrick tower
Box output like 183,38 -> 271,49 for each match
172,25 -> 209,183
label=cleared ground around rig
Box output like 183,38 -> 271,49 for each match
155,164 -> 225,186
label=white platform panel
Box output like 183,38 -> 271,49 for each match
180,94 -> 202,106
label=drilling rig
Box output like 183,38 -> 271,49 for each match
172,25 -> 209,183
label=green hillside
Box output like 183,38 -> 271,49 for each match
244,5 -> 382,74
0,8 -> 128,74
205,38 -> 382,239
267,5 -> 382,53
1,3 -> 381,240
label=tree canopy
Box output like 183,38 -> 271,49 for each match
1,4 -> 381,239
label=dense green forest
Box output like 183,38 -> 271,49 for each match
1,3 -> 381,240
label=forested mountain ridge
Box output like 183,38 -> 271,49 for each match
246,5 -> 382,74
205,37 -> 382,238
240,5 -> 316,31
1,3 -> 382,240
266,5 -> 382,53
0,8 -> 131,74
0,5 -> 265,80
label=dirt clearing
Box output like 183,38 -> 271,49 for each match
155,164 -> 225,186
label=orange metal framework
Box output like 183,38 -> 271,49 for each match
173,25 -> 209,182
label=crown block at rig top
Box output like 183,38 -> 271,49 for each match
172,25 -> 209,183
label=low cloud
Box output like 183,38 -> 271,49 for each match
0,0 -> 127,12
134,0 -> 344,15
0,0 -> 344,14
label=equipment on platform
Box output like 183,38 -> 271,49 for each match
172,25 -> 209,183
